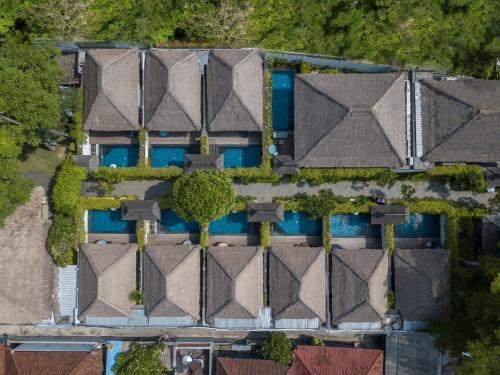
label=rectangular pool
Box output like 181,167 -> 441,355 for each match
209,211 -> 256,234
100,145 -> 139,167
221,146 -> 262,168
331,214 -> 380,238
89,210 -> 136,233
159,209 -> 199,233
151,145 -> 199,168
272,70 -> 294,130
395,213 -> 440,237
274,211 -> 321,236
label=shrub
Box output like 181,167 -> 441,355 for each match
52,160 -> 86,216
423,165 -> 487,192
200,222 -> 209,248
80,195 -> 138,210
310,336 -> 325,346
173,170 -> 235,224
200,135 -> 209,155
113,342 -> 165,375
322,215 -> 332,250
130,289 -> 143,305
401,183 -> 416,201
92,166 -> 182,181
387,291 -> 396,309
303,189 -> 346,218
68,87 -> 84,151
291,168 -> 394,185
233,195 -> 257,211
384,224 -> 395,254
47,214 -> 78,266
224,167 -> 280,184
136,219 -> 146,251
260,221 -> 271,248
137,128 -> 147,167
262,332 -> 293,365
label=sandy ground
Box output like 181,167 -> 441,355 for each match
0,187 -> 59,324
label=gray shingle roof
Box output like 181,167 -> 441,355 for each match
143,245 -> 200,319
247,203 -> 284,223
78,244 -> 137,320
121,200 -> 161,221
206,246 -> 264,322
83,48 -> 139,131
331,249 -> 388,324
144,49 -> 201,131
420,79 -> 500,163
206,49 -> 263,132
269,246 -> 326,322
184,154 -> 224,174
394,248 -> 451,321
371,205 -> 409,225
273,155 -> 299,175
55,53 -> 79,85
294,73 -> 407,167
481,215 -> 500,253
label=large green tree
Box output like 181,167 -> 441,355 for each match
113,342 -> 165,375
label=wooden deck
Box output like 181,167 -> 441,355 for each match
209,235 -> 259,246
148,233 -> 200,246
89,131 -> 138,145
395,237 -> 441,249
210,135 -> 261,146
332,237 -> 382,250
149,132 -> 199,145
87,233 -> 136,244
270,235 -> 322,247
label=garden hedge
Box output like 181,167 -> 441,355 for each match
52,160 -> 86,216
260,221 -> 271,248
384,224 -> 395,254
47,214 -> 78,266
93,165 -> 183,181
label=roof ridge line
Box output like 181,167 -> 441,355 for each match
100,244 -> 136,277
69,350 -> 94,375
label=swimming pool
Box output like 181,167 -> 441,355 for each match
100,145 -> 139,167
151,145 -> 198,168
159,209 -> 199,233
209,211 -> 256,234
331,214 -> 380,237
395,213 -> 440,237
221,146 -> 262,168
89,210 -> 136,233
272,70 -> 294,130
274,211 -> 322,236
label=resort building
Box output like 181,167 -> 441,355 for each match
206,246 -> 269,328
331,249 -> 388,330
143,245 -> 200,326
82,48 -> 140,167
268,246 -> 326,329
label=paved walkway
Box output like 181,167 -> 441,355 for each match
105,179 -> 494,206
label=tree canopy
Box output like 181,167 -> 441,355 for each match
173,170 -> 235,224
261,332 -> 293,365
113,342 -> 165,375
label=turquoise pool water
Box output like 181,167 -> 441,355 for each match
395,213 -> 440,237
159,209 -> 199,233
105,340 -> 123,375
272,70 -> 294,130
221,146 -> 262,168
209,211 -> 256,234
331,214 -> 380,237
151,145 -> 198,168
89,210 -> 135,233
100,145 -> 139,167
274,211 -> 321,236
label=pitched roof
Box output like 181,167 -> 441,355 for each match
294,73 -> 407,168
121,200 -> 161,221
481,215 -> 500,253
206,246 -> 264,322
268,247 -> 326,321
247,203 -> 284,223
0,344 -> 103,375
78,244 -> 137,320
331,249 -> 388,324
143,245 -> 200,319
394,248 -> 451,321
83,48 -> 139,131
55,53 -> 79,85
206,49 -> 263,132
288,346 -> 384,375
273,155 -> 299,175
217,357 -> 289,375
184,154 -> 224,174
370,205 -> 409,225
144,49 -> 201,131
420,79 -> 500,163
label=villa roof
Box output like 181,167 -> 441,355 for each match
288,345 -> 384,375
206,246 -> 264,322
143,245 -> 200,319
72,155 -> 99,172
120,200 -> 161,221
0,344 -> 103,375
294,73 -> 407,168
420,78 -> 500,163
247,203 -> 284,223
268,246 -> 326,322
371,205 -> 409,225
184,154 -> 224,174
144,49 -> 201,131
331,249 -> 388,324
78,244 -> 137,320
481,215 -> 500,253
394,248 -> 451,321
273,155 -> 299,175
217,357 -> 289,375
83,48 -> 139,131
55,53 -> 79,85
206,49 -> 263,132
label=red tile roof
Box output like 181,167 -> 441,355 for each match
217,357 -> 289,375
0,345 -> 103,375
288,346 -> 384,375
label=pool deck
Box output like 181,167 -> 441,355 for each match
87,233 -> 136,244
395,237 -> 441,249
210,134 -> 261,145
89,133 -> 138,145
271,235 -> 322,247
148,233 -> 200,245
332,237 -> 382,250
209,234 -> 259,246
149,133 -> 199,145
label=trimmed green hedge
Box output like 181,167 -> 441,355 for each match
291,167 -> 396,185
200,222 -> 209,248
80,195 -> 138,210
136,219 -> 146,251
384,224 -> 395,254
233,195 -> 257,211
92,166 -> 183,181
267,57 -> 341,74
52,160 -> 86,215
137,128 -> 147,167
47,214 -> 78,266
200,135 -> 209,155
322,215 -> 332,250
260,221 -> 271,248
414,165 -> 487,192
223,167 -> 280,184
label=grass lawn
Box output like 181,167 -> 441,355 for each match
20,145 -> 66,174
